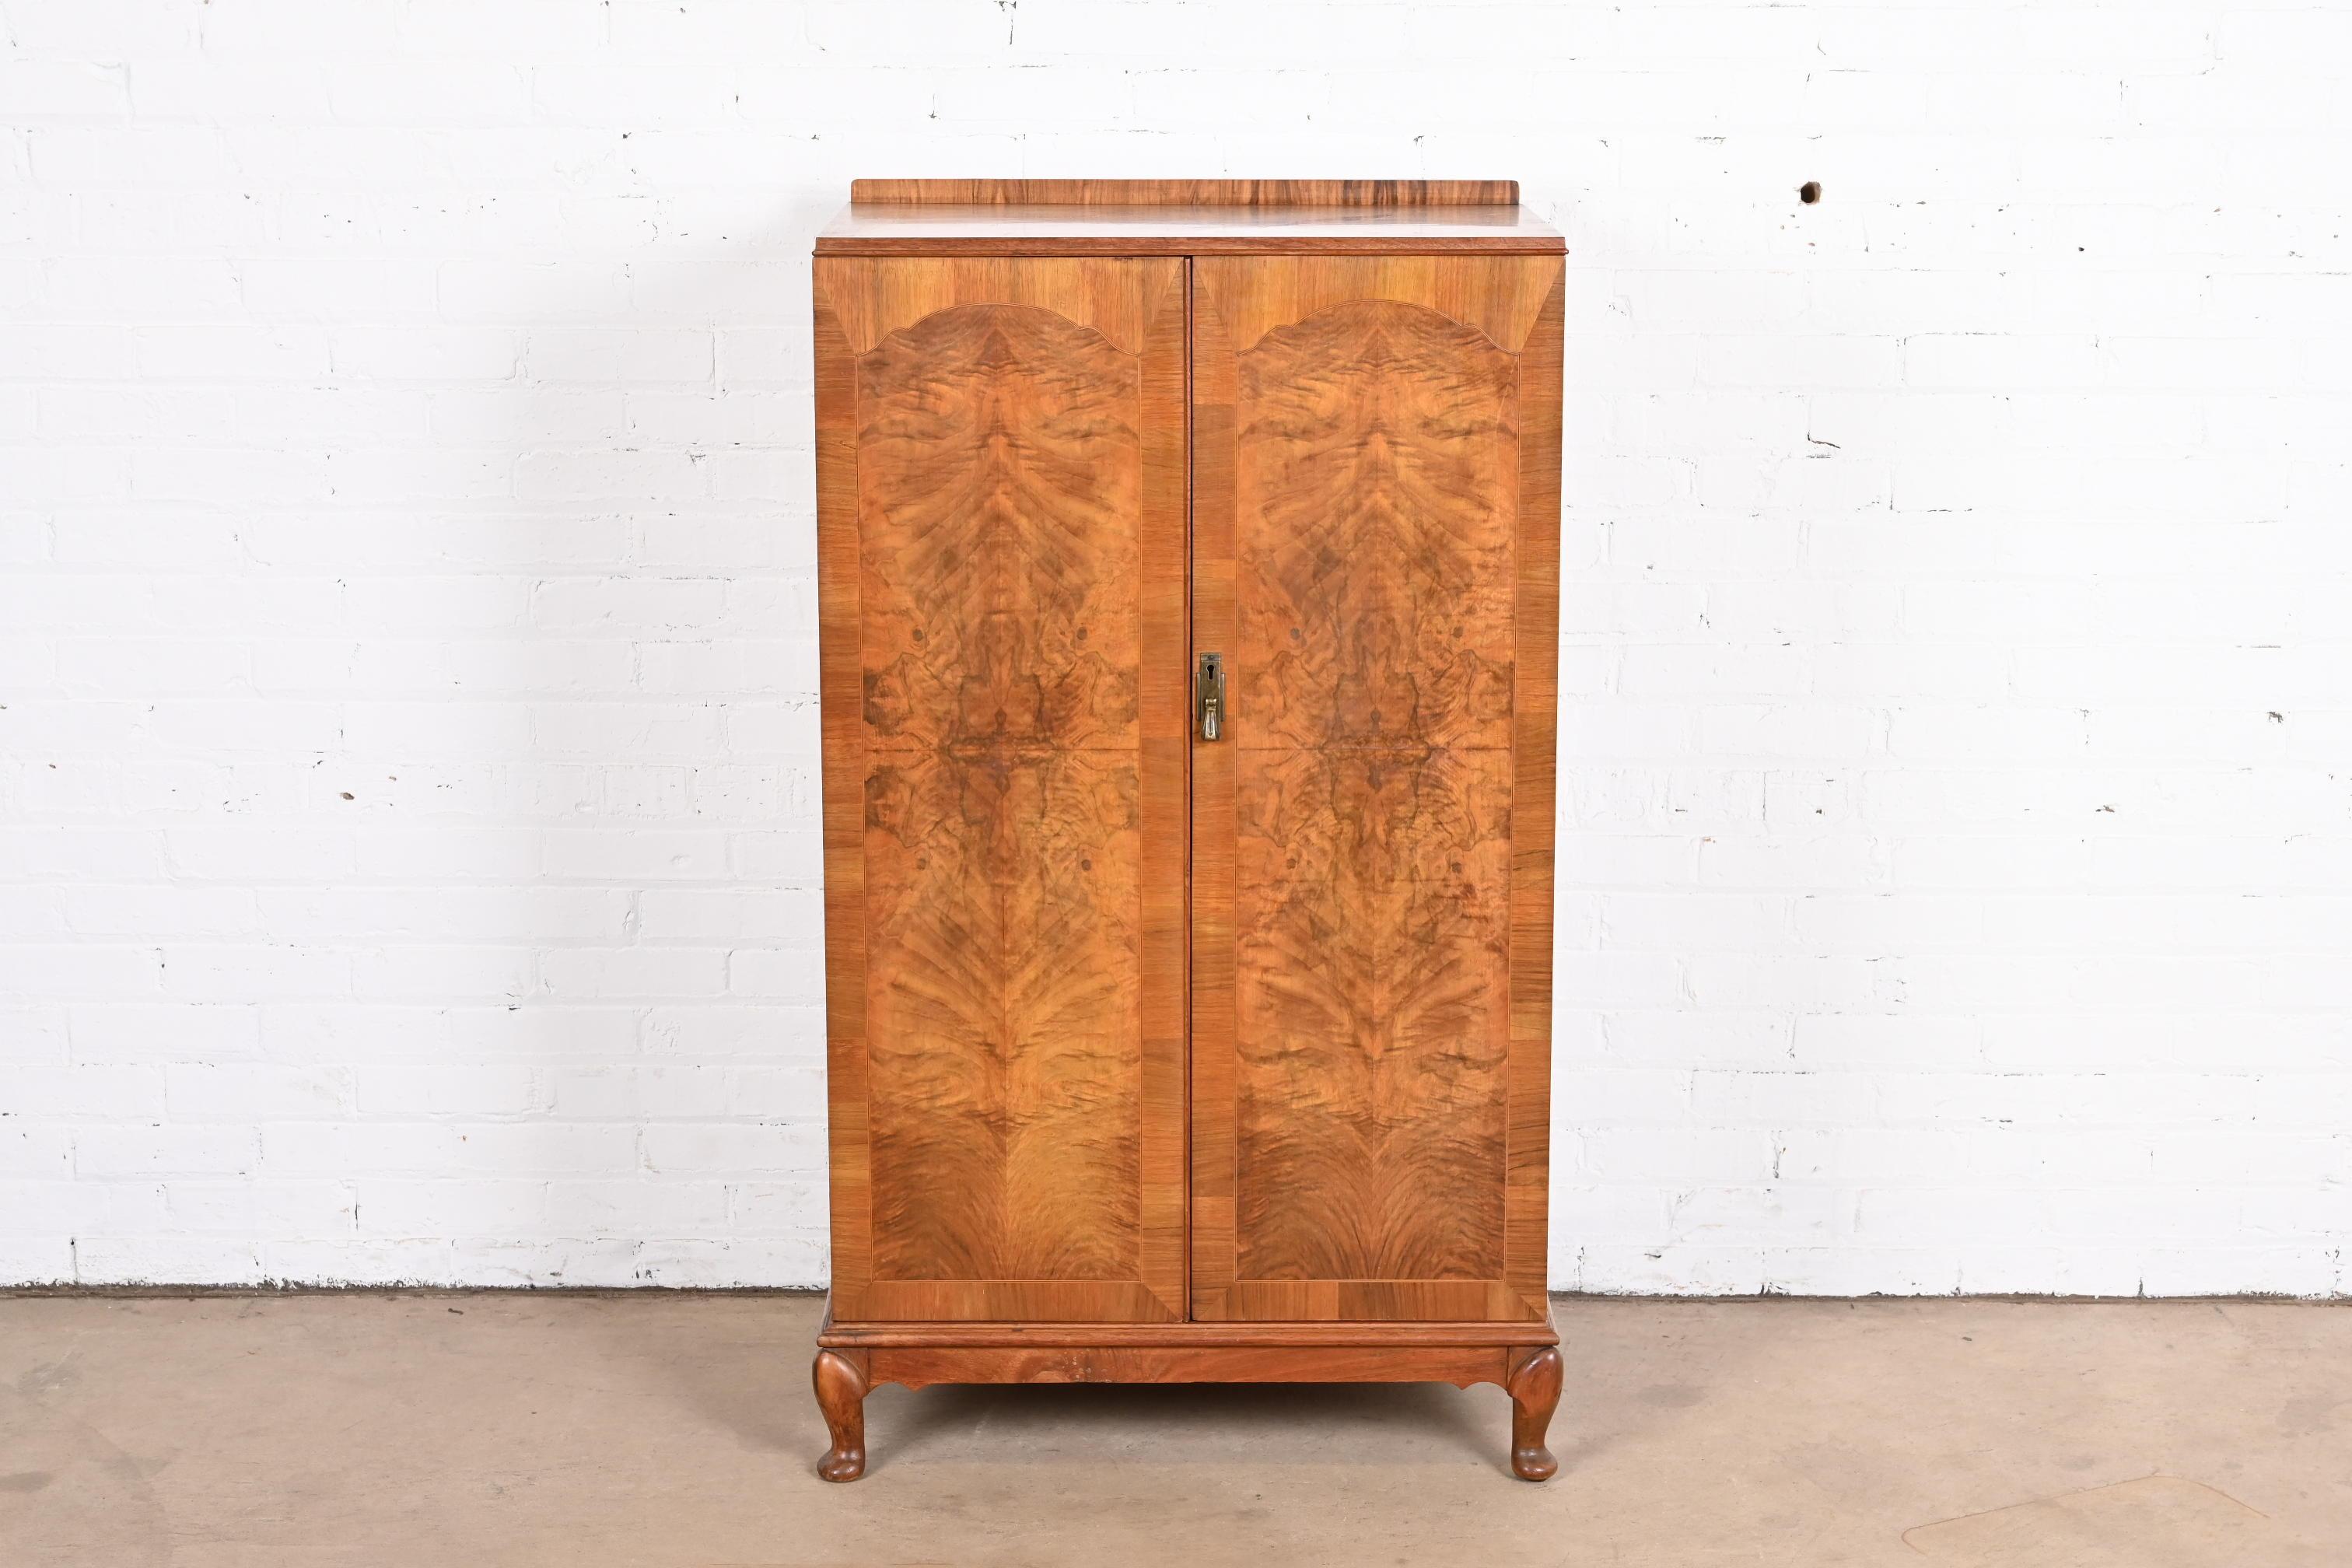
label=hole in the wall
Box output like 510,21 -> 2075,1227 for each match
1799,180 -> 1822,205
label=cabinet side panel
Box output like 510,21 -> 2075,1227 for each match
814,271 -> 873,1318
817,256 -> 1186,1324
1507,264 -> 1565,1317
1189,256 -> 1559,1322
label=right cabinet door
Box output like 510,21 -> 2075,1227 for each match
1190,255 -> 1565,1322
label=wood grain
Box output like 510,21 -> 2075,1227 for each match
819,257 -> 1169,356
1230,275 -> 1517,1299
814,1297 -> 1562,1482
812,1347 -> 870,1482
1506,1343 -> 1564,1482
855,299 -> 1142,1293
808,200 -> 1573,1480
817,1308 -> 1559,1350
1188,275 -> 1242,1320
1507,268 -> 1567,1322
1191,256 -> 1565,1323
851,179 -> 1520,206
814,269 -> 872,1318
1197,255 -> 1561,366
819,184 -> 1563,257
866,1343 -> 1511,1390
817,208 -> 1563,258
815,257 -> 1187,1322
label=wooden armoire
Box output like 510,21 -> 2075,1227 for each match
809,180 -> 1565,1481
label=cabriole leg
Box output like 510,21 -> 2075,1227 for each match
813,1348 -> 870,1482
1506,1345 -> 1563,1481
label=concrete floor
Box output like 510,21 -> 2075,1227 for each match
2,1293 -> 2346,1566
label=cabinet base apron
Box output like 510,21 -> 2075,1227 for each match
812,1300 -> 1564,1483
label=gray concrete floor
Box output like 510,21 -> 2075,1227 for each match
1,1293 -> 2346,1566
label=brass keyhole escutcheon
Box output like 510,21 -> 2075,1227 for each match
1196,653 -> 1225,741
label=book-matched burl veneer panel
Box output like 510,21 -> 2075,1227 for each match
814,257 -> 1190,1323
1188,255 -> 1566,1323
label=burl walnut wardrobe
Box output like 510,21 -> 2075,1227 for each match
809,180 -> 1565,1481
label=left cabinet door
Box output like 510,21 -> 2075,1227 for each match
814,257 -> 1190,1322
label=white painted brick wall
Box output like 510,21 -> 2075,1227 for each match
3,0 -> 2348,1296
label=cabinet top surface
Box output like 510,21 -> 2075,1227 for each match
814,179 -> 1563,256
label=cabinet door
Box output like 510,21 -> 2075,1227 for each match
815,257 -> 1188,1321
1190,256 -> 1564,1322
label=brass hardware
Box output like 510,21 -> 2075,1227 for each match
1196,653 -> 1225,741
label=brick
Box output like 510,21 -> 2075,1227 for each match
163,1178 -> 355,1235
541,946 -> 728,999
2,5 -> 2347,1300
356,1065 -> 545,1117
75,1124 -> 258,1178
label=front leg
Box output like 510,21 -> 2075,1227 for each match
1506,1345 -> 1563,1481
813,1348 -> 870,1482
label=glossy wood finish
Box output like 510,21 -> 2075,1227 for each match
824,179 -> 1561,258
1506,1344 -> 1564,1482
818,1315 -> 1559,1350
815,256 -> 1189,1324
812,1347 -> 870,1482
814,1297 -> 1562,1481
850,179 -> 1521,205
1190,255 -> 1565,1325
818,205 -> 1563,257
869,1343 -> 1511,1389
812,180 -> 1566,1482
